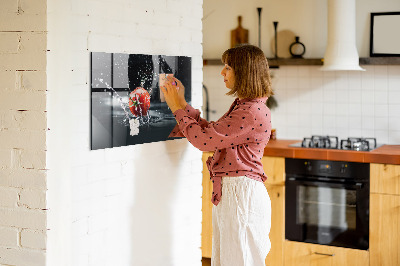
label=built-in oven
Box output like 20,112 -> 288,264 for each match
285,158 -> 369,250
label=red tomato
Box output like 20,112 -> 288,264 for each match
128,87 -> 151,117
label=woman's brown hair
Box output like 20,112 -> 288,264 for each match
221,44 -> 273,99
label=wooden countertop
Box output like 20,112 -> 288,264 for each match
263,139 -> 400,165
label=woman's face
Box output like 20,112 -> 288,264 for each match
220,64 -> 235,89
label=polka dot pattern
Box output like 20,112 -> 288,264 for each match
169,97 -> 272,206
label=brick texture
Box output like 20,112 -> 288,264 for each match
0,0 -> 47,264
0,227 -> 19,247
19,189 -> 47,209
0,247 -> 46,266
0,208 -> 46,230
0,187 -> 19,208
3,0 -> 204,265
0,168 -> 47,189
21,229 -> 46,249
46,0 -> 203,265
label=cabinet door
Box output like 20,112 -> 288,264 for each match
261,156 -> 285,185
264,184 -> 284,266
370,193 -> 400,266
370,163 -> 400,195
284,241 -> 369,266
202,152 -> 213,258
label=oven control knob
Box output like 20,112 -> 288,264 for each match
304,161 -> 312,171
340,164 -> 347,174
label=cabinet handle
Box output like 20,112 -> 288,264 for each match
314,252 -> 335,257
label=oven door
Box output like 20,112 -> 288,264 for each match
285,177 -> 369,250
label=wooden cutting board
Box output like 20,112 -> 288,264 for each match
231,16 -> 249,48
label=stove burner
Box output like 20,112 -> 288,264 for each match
301,135 -> 339,149
295,136 -> 378,151
340,137 -> 377,151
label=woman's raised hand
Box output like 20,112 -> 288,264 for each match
161,76 -> 185,113
172,77 -> 187,107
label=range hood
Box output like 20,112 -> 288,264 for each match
320,0 -> 365,71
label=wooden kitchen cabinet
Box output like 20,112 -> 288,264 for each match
201,154 -> 286,266
370,193 -> 400,266
261,156 -> 285,186
202,152 -> 213,258
264,184 -> 285,266
262,156 -> 285,266
284,241 -> 369,266
370,163 -> 400,195
370,163 -> 400,266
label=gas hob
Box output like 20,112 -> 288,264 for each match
289,135 -> 382,151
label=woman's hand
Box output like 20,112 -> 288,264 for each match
161,76 -> 185,113
172,77 -> 187,108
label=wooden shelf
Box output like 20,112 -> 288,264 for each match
359,57 -> 400,65
202,59 -> 222,66
203,58 -> 323,67
203,57 -> 400,67
268,58 -> 322,67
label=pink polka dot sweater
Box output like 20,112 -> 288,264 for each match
169,97 -> 272,206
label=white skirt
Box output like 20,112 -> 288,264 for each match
212,176 -> 271,266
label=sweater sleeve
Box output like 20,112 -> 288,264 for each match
172,106 -> 256,152
168,104 -> 210,138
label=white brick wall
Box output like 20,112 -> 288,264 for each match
0,187 -> 19,208
0,0 -> 48,265
0,227 -> 19,247
2,0 -> 203,263
0,208 -> 46,230
47,1 -> 203,266
0,248 -> 46,266
21,229 -> 47,250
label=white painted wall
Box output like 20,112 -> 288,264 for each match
0,0 -> 48,265
203,0 -> 400,144
46,0 -> 203,266
203,0 -> 400,58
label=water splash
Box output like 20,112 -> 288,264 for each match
129,119 -> 140,136
96,78 -> 154,136
98,78 -> 131,123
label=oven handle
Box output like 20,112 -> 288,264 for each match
286,177 -> 364,189
314,252 -> 335,257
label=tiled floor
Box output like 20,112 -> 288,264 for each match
202,257 -> 211,266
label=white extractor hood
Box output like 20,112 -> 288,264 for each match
320,0 -> 365,71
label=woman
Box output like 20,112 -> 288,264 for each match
161,44 -> 273,266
